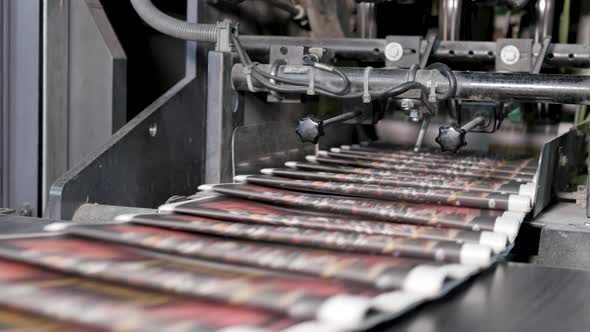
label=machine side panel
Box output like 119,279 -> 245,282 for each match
45,77 -> 205,220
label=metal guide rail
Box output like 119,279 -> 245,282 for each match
0,145 -> 540,332
239,36 -> 590,69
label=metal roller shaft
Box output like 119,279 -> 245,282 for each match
232,64 -> 590,105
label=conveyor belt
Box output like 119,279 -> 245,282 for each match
0,145 -> 538,332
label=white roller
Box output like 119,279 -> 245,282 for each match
197,184 -> 216,192
260,168 -> 274,175
459,243 -> 492,266
518,182 -> 537,200
158,200 -> 186,212
351,144 -> 361,148
502,211 -> 526,224
402,265 -> 447,296
493,215 -> 521,242
507,194 -> 532,213
285,161 -> 298,168
114,214 -> 139,222
305,155 -> 319,163
330,148 -> 341,153
316,295 -> 372,329
233,175 -> 250,182
340,145 -> 352,150
479,231 -> 509,253
317,150 -> 329,156
43,222 -> 72,232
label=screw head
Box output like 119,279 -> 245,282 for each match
148,123 -> 158,137
400,99 -> 414,110
385,42 -> 404,62
500,45 -> 520,65
409,110 -> 421,121
559,154 -> 568,167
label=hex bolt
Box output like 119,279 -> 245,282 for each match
500,45 -> 520,65
400,99 -> 415,110
409,110 -> 421,122
385,42 -> 404,62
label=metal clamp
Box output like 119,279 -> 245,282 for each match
407,64 -> 418,82
216,20 -> 233,52
243,62 -> 259,93
428,80 -> 438,103
363,66 -> 373,103
307,67 -> 317,95
269,59 -> 287,100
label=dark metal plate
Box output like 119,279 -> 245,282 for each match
44,77 -> 206,220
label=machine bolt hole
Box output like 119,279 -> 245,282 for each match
148,123 -> 158,137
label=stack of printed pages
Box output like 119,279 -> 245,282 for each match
0,144 -> 537,332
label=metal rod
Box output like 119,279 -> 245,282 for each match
323,110 -> 363,126
535,0 -> 555,44
414,117 -> 431,152
358,2 -> 377,39
232,64 -> 590,105
439,0 -> 463,41
461,116 -> 485,132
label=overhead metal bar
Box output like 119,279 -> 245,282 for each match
232,64 -> 590,105
239,36 -> 590,68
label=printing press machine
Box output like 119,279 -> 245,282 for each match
2,0 -> 590,330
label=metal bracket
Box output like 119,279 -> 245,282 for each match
215,20 -> 233,52
384,36 -> 422,68
496,38 -> 534,72
420,31 -> 438,69
459,101 -> 502,133
267,45 -> 306,103
206,51 -> 245,183
45,77 -> 207,220
534,123 -> 589,217
532,36 -> 552,74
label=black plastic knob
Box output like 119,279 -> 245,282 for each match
296,116 -> 324,144
435,124 -> 467,154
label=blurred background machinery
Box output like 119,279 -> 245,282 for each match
2,0 -> 590,270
